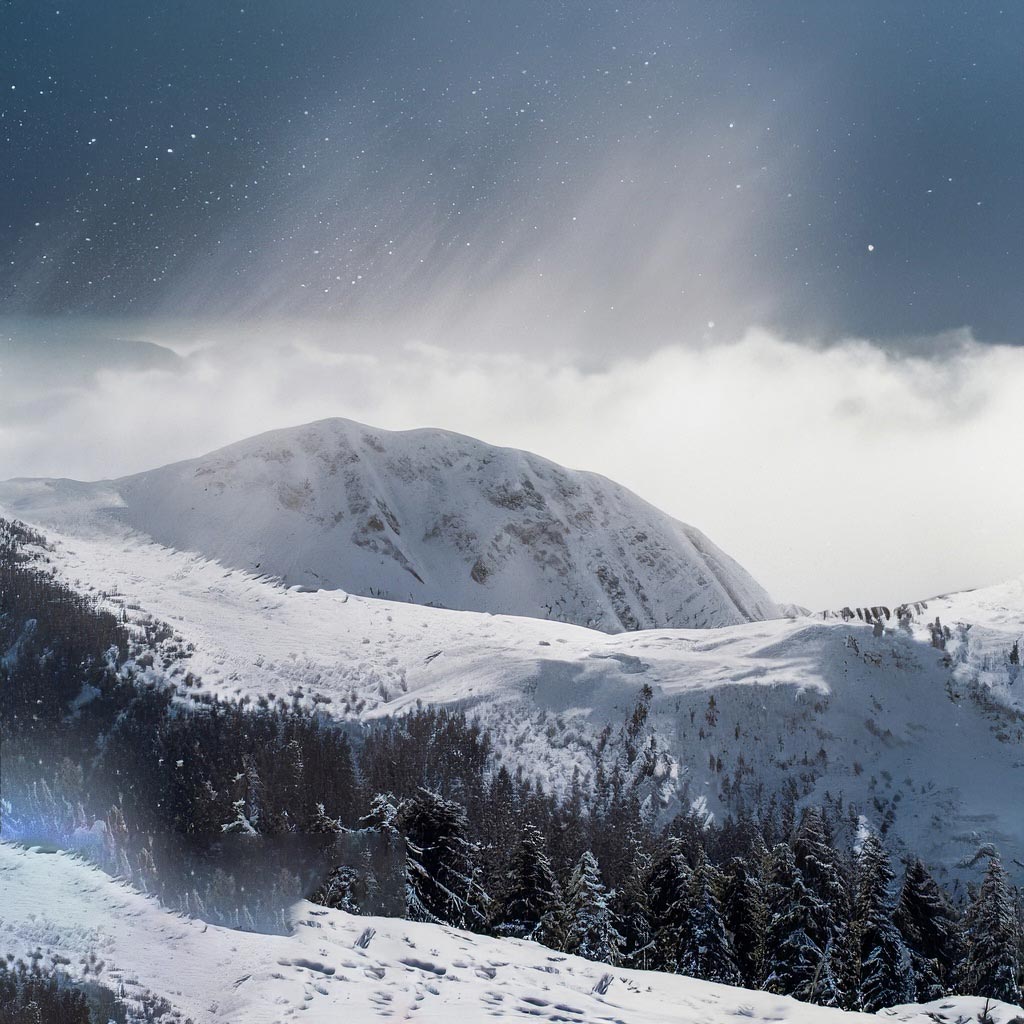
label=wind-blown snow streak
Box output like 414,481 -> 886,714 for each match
0,418 -> 781,631
1,843 -> 1021,1024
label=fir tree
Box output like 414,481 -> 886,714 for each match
793,807 -> 850,950
793,808 -> 858,1009
562,850 -> 622,964
399,788 -> 489,931
221,796 -> 259,836
680,849 -> 740,984
646,838 -> 692,973
492,823 -> 563,945
613,841 -> 656,970
361,792 -> 401,835
763,843 -> 822,1001
279,738 -> 306,828
721,850 -> 767,988
960,856 -> 1021,1004
818,921 -> 861,1011
856,828 -> 916,1012
895,858 -> 962,1000
309,802 -> 344,837
312,863 -> 360,913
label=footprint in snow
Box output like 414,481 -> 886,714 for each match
400,958 -> 446,976
521,996 -> 550,1007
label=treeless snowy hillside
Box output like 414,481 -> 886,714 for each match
0,418 -> 781,631
2,843 -> 1020,1024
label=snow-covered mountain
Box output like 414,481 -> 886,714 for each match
3,515 -> 1022,881
0,418 -> 781,631
2,419 -> 1022,878
2,842 -> 1019,1024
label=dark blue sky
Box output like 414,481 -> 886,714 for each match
2,1 -> 1022,346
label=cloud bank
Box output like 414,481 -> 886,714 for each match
2,321 -> 1022,609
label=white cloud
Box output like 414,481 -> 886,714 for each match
2,324 -> 1022,609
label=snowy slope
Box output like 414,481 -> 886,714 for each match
5,519 -> 1023,882
0,418 -> 781,631
2,843 -> 1020,1024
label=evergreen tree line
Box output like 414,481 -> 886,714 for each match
0,955 -> 162,1024
312,790 -> 1022,1012
2,518 -> 1022,1011
0,958 -> 93,1024
0,517 -> 660,928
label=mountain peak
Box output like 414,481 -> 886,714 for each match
1,419 -> 780,631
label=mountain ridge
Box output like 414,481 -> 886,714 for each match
0,416 -> 781,632
3,512 -> 1021,880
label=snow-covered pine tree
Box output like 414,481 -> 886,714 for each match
492,823 -> 564,946
680,849 -> 740,984
856,827 -> 916,1012
763,842 -> 823,1001
613,840 -> 655,970
960,856 -> 1022,1004
590,760 -> 644,883
221,796 -> 259,836
563,850 -> 623,965
280,737 -> 306,827
475,764 -> 520,871
347,793 -> 406,918
398,788 -> 489,931
646,837 -> 693,973
721,850 -> 767,988
361,792 -> 401,836
793,807 -> 850,949
895,857 -> 962,1000
226,754 -> 264,834
818,919 -> 861,1011
309,802 -> 344,836
792,808 -> 858,1009
302,729 -> 358,829
312,863 -> 360,913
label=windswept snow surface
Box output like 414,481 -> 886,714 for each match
0,418 -> 781,631
2,843 -> 1021,1024
2,514 -> 1022,881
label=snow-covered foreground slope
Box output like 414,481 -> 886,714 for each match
2,844 -> 1020,1024
0,418 -> 781,631
4,518 -> 1023,882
